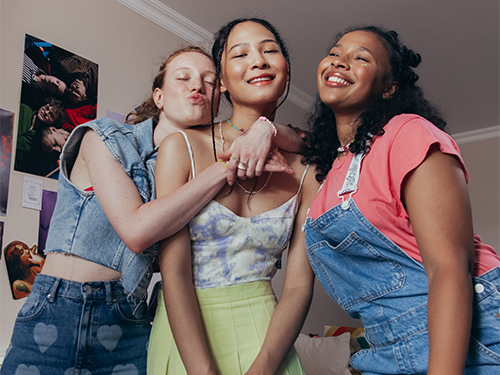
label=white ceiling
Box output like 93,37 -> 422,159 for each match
120,0 -> 499,140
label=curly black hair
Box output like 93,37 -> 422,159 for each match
210,18 -> 291,161
303,25 -> 446,182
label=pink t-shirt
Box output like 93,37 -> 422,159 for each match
308,114 -> 499,276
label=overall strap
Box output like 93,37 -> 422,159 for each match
177,130 -> 196,179
337,153 -> 365,209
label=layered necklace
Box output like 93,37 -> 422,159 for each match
219,120 -> 272,195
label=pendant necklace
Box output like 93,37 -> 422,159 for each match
219,121 -> 272,195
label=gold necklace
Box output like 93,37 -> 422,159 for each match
219,121 -> 272,195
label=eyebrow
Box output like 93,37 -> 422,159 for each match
227,39 -> 279,54
333,43 -> 375,57
173,67 -> 215,75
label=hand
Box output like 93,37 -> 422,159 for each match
220,147 -> 292,186
218,118 -> 293,185
37,74 -> 67,96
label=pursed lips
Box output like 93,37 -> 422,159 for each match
188,93 -> 206,104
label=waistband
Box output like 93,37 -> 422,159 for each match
195,281 -> 274,306
33,274 -> 128,305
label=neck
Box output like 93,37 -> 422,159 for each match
228,102 -> 277,131
334,112 -> 361,146
153,116 -> 189,147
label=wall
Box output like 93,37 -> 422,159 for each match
458,137 -> 500,252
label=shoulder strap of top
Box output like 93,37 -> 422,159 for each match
297,164 -> 310,194
177,130 -> 196,178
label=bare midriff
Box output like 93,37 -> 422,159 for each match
41,253 -> 121,282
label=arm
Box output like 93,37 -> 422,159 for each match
80,129 -> 227,253
245,169 -> 318,375
219,118 -> 306,183
403,145 -> 474,375
156,134 -> 216,375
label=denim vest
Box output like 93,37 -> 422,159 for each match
44,118 -> 159,299
304,154 -> 500,373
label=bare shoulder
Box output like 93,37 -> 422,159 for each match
282,150 -> 320,192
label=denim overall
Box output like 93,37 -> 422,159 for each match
303,153 -> 500,374
2,118 -> 157,375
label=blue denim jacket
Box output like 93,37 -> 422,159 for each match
44,117 -> 159,299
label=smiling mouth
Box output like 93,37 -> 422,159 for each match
327,76 -> 351,85
248,76 -> 273,84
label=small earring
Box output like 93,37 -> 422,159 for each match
361,63 -> 367,67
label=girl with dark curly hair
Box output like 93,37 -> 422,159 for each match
303,26 -> 499,374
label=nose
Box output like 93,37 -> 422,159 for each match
190,77 -> 204,93
251,52 -> 269,70
330,56 -> 348,70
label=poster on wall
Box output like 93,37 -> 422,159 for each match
0,109 -> 14,216
3,240 -> 45,299
38,190 -> 57,253
0,222 -> 4,259
3,190 -> 57,299
14,34 -> 98,179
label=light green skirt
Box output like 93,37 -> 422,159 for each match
147,281 -> 304,375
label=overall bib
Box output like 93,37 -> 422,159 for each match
304,153 -> 500,374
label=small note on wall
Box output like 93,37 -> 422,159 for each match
22,176 -> 43,210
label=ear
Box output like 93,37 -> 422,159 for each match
382,82 -> 398,99
219,77 -> 228,94
153,87 -> 163,109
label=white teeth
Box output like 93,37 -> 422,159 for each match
249,77 -> 272,84
327,76 -> 350,85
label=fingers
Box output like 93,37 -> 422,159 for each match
263,159 -> 294,174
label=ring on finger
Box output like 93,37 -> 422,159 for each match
231,155 -> 241,162
237,161 -> 248,170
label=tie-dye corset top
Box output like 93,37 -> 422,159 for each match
188,195 -> 300,289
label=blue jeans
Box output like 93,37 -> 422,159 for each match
1,274 -> 150,375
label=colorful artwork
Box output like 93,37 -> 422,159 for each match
38,190 -> 57,252
14,34 -> 98,179
0,221 -> 4,259
0,109 -> 14,216
4,240 -> 45,299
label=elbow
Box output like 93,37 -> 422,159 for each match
122,234 -> 152,254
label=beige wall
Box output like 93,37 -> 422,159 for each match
458,137 -> 500,252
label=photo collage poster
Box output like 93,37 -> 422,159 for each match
14,34 -> 98,179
